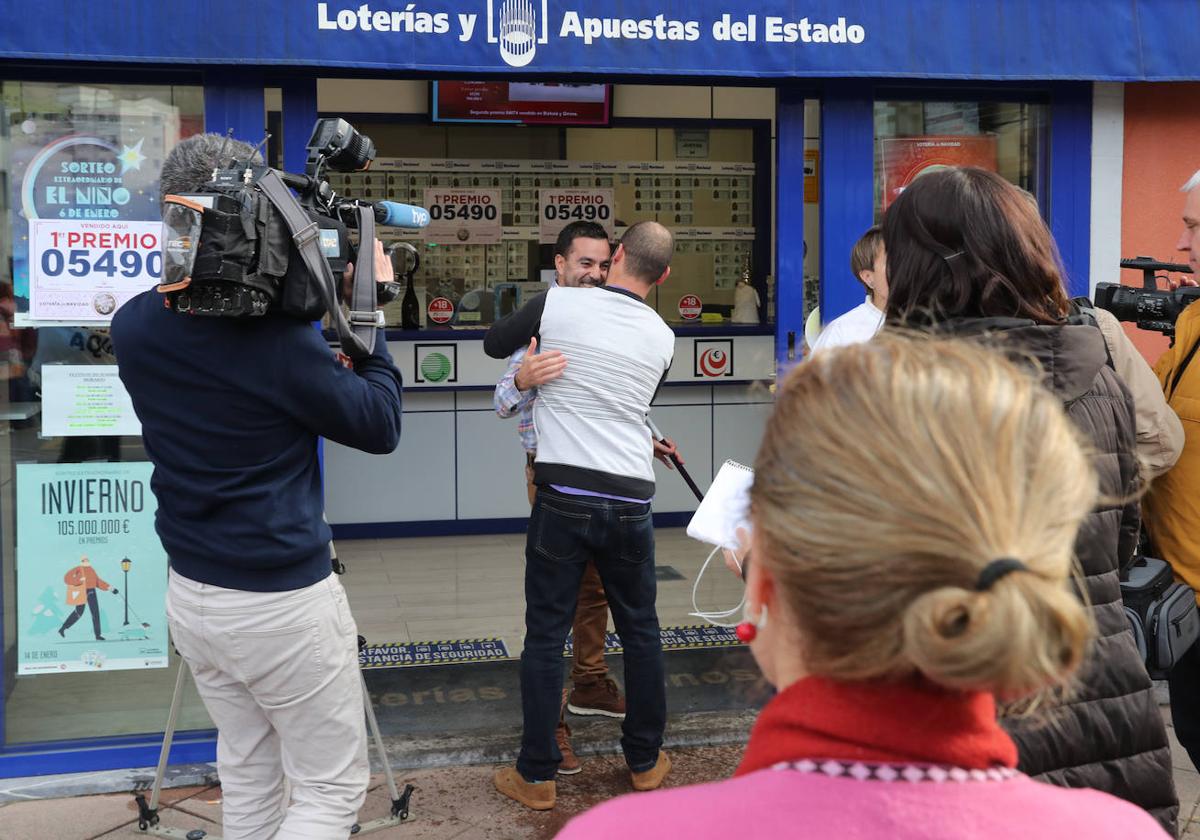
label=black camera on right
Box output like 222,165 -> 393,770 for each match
1095,257 -> 1200,337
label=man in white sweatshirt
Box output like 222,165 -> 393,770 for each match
484,221 -> 676,810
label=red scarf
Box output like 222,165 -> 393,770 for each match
735,675 -> 1018,776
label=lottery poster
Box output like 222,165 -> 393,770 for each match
8,114 -> 171,326
16,462 -> 169,675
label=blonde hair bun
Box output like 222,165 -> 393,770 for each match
902,572 -> 1091,697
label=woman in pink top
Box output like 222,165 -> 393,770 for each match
559,335 -> 1168,840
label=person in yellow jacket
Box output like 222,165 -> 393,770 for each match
1147,168 -> 1200,772
57,555 -> 117,641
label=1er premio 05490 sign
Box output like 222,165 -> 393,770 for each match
29,220 -> 162,323
423,188 -> 502,245
539,189 -> 615,244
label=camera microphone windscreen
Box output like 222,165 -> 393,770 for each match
374,201 -> 430,229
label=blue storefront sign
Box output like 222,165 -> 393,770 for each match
3,1 -> 1198,81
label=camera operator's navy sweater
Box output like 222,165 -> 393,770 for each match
111,290 -> 403,592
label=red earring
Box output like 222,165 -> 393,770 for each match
736,604 -> 767,643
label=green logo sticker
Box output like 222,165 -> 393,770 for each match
420,352 -> 452,383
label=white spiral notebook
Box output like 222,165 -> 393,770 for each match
686,460 -> 754,550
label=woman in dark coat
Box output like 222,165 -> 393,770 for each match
882,167 -> 1179,836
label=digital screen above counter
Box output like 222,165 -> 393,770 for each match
432,81 -> 611,125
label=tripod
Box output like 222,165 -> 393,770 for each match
134,555 -> 413,837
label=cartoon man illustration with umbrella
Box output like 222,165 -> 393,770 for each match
57,555 -> 117,641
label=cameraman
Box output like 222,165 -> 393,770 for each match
111,133 -> 403,839
1148,169 -> 1200,772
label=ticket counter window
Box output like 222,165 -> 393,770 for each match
872,100 -> 1048,221
330,121 -> 768,330
0,80 -> 214,746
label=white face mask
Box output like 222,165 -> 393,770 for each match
688,543 -> 747,628
684,459 -> 754,627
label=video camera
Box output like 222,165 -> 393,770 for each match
1095,257 -> 1199,338
159,118 -> 429,359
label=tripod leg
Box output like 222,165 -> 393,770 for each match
150,660 -> 188,812
361,669 -> 400,804
135,659 -> 188,830
354,667 -> 414,830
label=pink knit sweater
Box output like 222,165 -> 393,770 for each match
557,763 -> 1168,839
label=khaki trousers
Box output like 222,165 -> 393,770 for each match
166,570 -> 369,840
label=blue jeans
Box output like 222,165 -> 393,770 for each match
516,487 -> 666,782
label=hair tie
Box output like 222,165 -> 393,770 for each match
976,557 -> 1027,591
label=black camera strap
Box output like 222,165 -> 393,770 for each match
350,205 -> 381,352
257,169 -> 373,360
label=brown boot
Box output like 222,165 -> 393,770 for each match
630,751 -> 672,792
494,767 -> 556,810
557,700 -> 582,774
568,676 -> 627,719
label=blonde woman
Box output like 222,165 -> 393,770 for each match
558,336 -> 1166,839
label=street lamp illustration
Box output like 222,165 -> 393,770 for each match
120,557 -> 131,626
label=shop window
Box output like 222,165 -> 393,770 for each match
872,100 -> 1048,222
334,120 -> 769,331
0,80 -> 212,747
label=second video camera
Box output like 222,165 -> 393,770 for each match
1095,257 -> 1199,337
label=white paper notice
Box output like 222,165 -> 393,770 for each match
41,365 -> 141,437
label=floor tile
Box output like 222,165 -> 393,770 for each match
0,791 -> 141,837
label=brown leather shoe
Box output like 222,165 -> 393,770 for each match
630,751 -> 672,791
556,719 -> 582,774
494,767 -> 556,810
568,676 -> 627,719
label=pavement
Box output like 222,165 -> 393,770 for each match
0,744 -> 745,840
4,705 -> 1200,840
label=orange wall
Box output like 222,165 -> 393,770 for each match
1120,83 -> 1200,362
